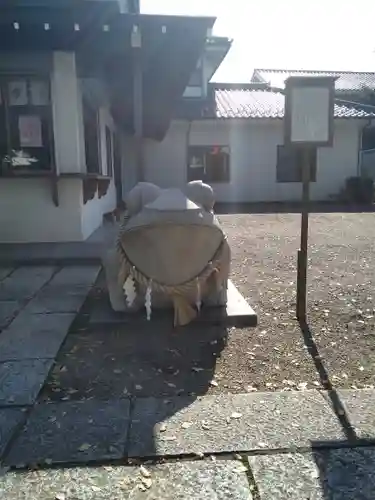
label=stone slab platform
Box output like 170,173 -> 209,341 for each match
248,447 -> 375,500
3,389 -> 375,467
128,391 -> 347,458
0,460 -> 252,500
5,400 -> 131,467
89,280 -> 257,328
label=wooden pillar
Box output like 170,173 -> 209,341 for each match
296,147 -> 312,322
132,25 -> 144,183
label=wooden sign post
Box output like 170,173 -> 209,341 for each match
284,76 -> 335,323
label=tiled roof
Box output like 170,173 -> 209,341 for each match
252,69 -> 375,92
214,87 -> 375,119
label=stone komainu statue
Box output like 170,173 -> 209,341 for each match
103,181 -> 231,326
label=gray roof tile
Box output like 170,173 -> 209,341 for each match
252,69 -> 375,91
214,87 -> 375,119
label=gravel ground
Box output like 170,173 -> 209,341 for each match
217,211 -> 375,393
43,210 -> 375,400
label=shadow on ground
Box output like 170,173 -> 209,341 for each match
308,440 -> 375,499
300,320 -> 375,499
215,201 -> 375,215
38,279 -> 229,460
42,320 -> 228,401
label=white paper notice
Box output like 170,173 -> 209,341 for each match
19,115 -> 43,147
290,87 -> 330,143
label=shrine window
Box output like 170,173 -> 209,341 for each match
0,77 -> 53,173
187,145 -> 230,183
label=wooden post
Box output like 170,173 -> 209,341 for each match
296,147 -> 311,322
133,47 -> 144,182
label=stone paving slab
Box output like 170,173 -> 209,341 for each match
0,268 -> 13,282
0,301 -> 21,330
128,391 -> 347,457
0,312 -> 75,361
248,447 -> 375,500
24,294 -> 88,314
0,243 -> 101,266
50,266 -> 100,287
0,267 -> 56,301
0,408 -> 26,458
5,399 -> 131,466
322,389 -> 375,440
0,460 -> 252,499
0,359 -> 54,406
22,265 -> 100,313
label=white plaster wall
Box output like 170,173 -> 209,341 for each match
0,179 -> 83,243
143,119 -> 364,202
0,176 -> 116,243
144,121 -> 189,188
81,179 -> 116,240
226,119 -> 363,202
51,52 -> 86,174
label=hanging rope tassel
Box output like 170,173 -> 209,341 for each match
145,280 -> 152,321
196,278 -> 201,312
123,275 -> 137,307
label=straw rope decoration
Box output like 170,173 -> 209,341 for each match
115,210 -> 229,325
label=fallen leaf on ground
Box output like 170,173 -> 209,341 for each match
181,422 -> 192,429
141,477 -> 152,489
234,464 -> 248,473
297,382 -> 308,391
78,443 -> 92,452
140,465 -> 151,478
231,412 -> 243,419
311,469 -> 320,479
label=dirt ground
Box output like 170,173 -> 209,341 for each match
42,210 -> 375,401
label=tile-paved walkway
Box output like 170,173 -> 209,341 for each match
0,265 -> 100,459
1,265 -> 375,498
